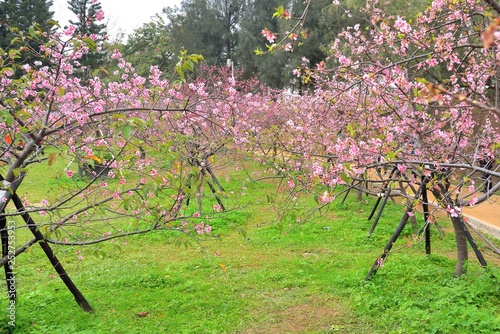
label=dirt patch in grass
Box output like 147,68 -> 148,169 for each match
240,298 -> 359,334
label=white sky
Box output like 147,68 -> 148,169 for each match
51,0 -> 181,40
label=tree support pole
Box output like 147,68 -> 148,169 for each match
366,181 -> 426,280
340,181 -> 355,205
367,167 -> 398,222
366,208 -> 412,280
421,181 -> 431,255
367,194 -> 382,221
205,165 -> 225,193
368,187 -> 391,236
10,193 -> 93,312
201,166 -> 226,211
458,216 -> 487,267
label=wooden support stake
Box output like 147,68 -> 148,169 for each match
459,216 -> 487,267
366,208 -> 411,280
368,188 -> 391,236
10,193 -> 93,312
365,181 -> 425,280
421,180 -> 431,255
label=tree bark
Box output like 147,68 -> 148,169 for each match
356,189 -> 363,202
450,216 -> 469,276
398,180 -> 417,228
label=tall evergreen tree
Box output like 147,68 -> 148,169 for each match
164,0 -> 243,67
160,0 -> 428,89
212,0 -> 242,62
0,0 -> 54,73
237,0 -> 291,88
67,0 -> 107,78
0,0 -> 17,50
1,0 -> 54,48
17,0 -> 54,31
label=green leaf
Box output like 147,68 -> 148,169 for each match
273,6 -> 285,18
28,26 -> 39,40
12,167 -> 27,178
347,123 -> 355,136
175,67 -> 185,81
111,113 -> 127,120
340,172 -> 349,184
16,110 -> 31,120
82,37 -> 97,52
47,19 -> 61,28
122,198 -> 131,211
122,124 -> 132,140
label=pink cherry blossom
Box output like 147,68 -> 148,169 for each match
262,29 -> 277,43
95,10 -> 105,21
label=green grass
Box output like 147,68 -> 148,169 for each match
0,156 -> 499,333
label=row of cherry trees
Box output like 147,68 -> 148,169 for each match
0,18 -> 282,310
241,0 -> 500,277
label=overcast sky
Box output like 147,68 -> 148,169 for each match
51,0 -> 181,40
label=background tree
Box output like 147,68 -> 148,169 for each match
164,0 -> 242,67
67,0 -> 107,78
0,0 -> 17,50
122,15 -> 176,78
213,0 -> 242,62
16,0 -> 54,31
0,0 -> 54,71
237,0 -> 291,88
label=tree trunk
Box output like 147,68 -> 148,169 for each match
450,216 -> 468,276
356,189 -> 363,202
430,185 -> 469,276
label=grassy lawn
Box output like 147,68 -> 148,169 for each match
0,154 -> 499,333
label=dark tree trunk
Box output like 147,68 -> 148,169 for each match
398,180 -> 417,228
450,216 -> 469,276
430,182 -> 469,277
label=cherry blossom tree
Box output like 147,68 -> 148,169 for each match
0,17 -> 268,310
247,0 -> 500,277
